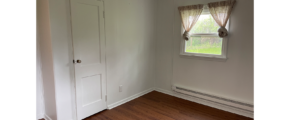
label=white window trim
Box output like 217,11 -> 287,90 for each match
180,11 -> 230,59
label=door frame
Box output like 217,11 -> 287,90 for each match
68,0 -> 108,119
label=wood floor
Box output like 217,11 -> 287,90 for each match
40,91 -> 253,120
85,91 -> 253,120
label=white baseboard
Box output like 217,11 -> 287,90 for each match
154,88 -> 253,118
37,113 -> 44,120
41,87 -> 252,119
107,88 -> 155,109
44,114 -> 52,120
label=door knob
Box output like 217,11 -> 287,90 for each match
76,60 -> 82,63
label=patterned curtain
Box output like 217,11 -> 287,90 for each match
178,4 -> 204,40
208,0 -> 236,37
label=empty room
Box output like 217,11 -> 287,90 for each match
35,0 -> 255,119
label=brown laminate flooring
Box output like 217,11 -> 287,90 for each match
40,91 -> 253,120
85,91 -> 252,120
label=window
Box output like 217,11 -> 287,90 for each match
180,11 -> 229,59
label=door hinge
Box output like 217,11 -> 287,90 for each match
103,11 -> 105,18
105,95 -> 107,101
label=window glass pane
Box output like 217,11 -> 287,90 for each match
185,36 -> 222,55
190,14 -> 219,34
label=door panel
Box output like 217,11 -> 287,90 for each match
73,3 -> 102,65
81,75 -> 102,106
70,0 -> 106,119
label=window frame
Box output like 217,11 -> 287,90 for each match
180,11 -> 229,59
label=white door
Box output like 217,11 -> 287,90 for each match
70,0 -> 107,119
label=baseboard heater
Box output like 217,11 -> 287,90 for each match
172,85 -> 253,112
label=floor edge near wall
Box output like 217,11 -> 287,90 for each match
41,87 -> 252,120
44,114 -> 52,120
107,87 -> 253,119
107,88 -> 155,109
37,113 -> 44,120
154,88 -> 254,119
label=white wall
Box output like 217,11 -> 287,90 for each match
48,0 -> 76,119
39,0 -> 157,119
37,0 -> 58,119
37,28 -> 45,119
156,0 -> 175,94
104,0 -> 157,105
156,0 -> 253,104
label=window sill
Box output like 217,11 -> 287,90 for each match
179,53 -> 228,62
